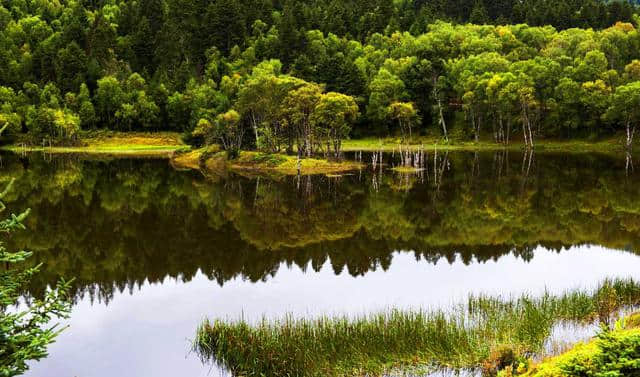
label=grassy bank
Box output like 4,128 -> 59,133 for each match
1,131 -> 186,157
172,149 -> 363,176
342,137 -> 629,154
194,279 -> 640,377
2,133 -> 634,158
511,312 -> 640,377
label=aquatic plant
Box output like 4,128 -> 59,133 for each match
194,279 -> 640,377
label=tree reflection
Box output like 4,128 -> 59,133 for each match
1,151 -> 638,304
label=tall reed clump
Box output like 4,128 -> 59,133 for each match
194,279 -> 640,377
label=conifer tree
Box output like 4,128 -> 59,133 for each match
0,130 -> 71,376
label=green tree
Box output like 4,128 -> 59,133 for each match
95,76 -> 124,127
0,176 -> 72,376
236,60 -> 304,152
192,110 -> 243,155
0,87 -> 22,136
367,68 -> 406,131
388,101 -> 419,141
282,82 -> 324,156
469,0 -> 490,25
605,82 -> 640,149
312,92 -> 359,158
65,84 -> 96,129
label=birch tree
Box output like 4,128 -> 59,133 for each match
606,82 -> 640,149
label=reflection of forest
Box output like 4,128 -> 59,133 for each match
2,151 -> 638,303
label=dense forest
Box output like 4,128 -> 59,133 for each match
2,0 -> 640,152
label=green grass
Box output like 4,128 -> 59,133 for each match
2,131 -> 186,156
342,136 -> 629,154
3,132 -> 633,157
391,166 -> 425,173
244,152 -> 288,166
217,151 -> 363,174
171,149 -> 364,176
194,279 -> 640,377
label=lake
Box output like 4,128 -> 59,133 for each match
5,150 -> 639,377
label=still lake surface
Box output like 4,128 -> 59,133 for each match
5,150 -> 639,377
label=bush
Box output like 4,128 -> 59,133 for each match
485,345 -> 529,377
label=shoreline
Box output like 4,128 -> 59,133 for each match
0,132 -> 188,157
2,135 -> 634,154
1,133 -> 637,170
0,145 -> 185,157
341,137 -> 633,154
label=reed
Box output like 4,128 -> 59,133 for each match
194,279 -> 640,377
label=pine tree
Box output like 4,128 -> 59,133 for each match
469,0 -> 490,24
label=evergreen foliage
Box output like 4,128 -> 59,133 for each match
0,177 -> 71,376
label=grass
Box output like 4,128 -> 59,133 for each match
2,131 -> 186,156
194,279 -> 640,377
231,151 -> 363,175
391,166 -> 425,173
170,149 -> 203,170
172,149 -> 363,176
2,132 -> 633,158
342,136 -> 630,154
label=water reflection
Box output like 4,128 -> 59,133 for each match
1,151 -> 638,303
4,151 -> 639,377
24,249 -> 640,377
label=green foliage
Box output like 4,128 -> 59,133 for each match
282,82 -> 323,156
590,329 -> 640,376
388,101 -> 419,140
0,178 -> 71,376
0,0 -> 638,147
312,92 -> 359,157
524,325 -> 640,377
29,108 -> 81,141
192,110 -> 243,153
605,81 -> 640,148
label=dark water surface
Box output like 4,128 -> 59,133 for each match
4,151 -> 639,377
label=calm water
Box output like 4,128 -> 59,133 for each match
3,151 -> 639,377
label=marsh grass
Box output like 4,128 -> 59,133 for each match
194,279 -> 640,377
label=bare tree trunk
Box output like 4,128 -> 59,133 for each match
251,112 -> 259,149
626,119 -> 635,150
470,110 -> 477,142
521,117 -> 528,148
521,103 -> 532,149
433,77 -> 448,141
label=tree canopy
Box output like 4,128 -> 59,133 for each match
2,0 -> 640,149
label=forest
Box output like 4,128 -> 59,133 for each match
5,2 -> 640,376
2,0 -> 640,156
